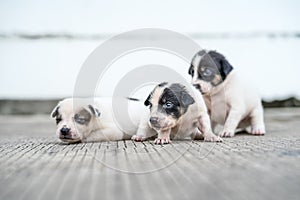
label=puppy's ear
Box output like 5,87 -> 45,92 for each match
208,51 -> 233,80
144,94 -> 151,106
180,91 -> 195,108
220,58 -> 233,78
88,105 -> 101,117
188,64 -> 193,75
50,105 -> 60,118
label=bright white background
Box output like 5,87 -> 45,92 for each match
0,0 -> 299,100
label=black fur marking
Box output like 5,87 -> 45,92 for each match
159,87 -> 181,118
144,92 -> 153,106
190,50 -> 233,85
74,109 -> 92,125
169,83 -> 195,108
51,106 -> 60,118
158,84 -> 195,119
88,105 -> 101,117
207,51 -> 233,81
188,64 -> 194,76
56,116 -> 62,125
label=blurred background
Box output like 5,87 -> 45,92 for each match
0,0 -> 300,114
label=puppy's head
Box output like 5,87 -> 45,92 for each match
188,50 -> 233,95
144,82 -> 195,131
51,98 -> 101,143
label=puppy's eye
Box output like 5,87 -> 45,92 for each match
203,68 -> 212,76
74,114 -> 86,125
56,118 -> 62,124
163,102 -> 173,109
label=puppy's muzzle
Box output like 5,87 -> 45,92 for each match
149,116 -> 165,129
150,117 -> 159,125
60,127 -> 70,135
59,126 -> 73,140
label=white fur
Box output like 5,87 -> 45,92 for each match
51,97 -> 145,143
192,68 -> 266,137
131,84 -> 222,144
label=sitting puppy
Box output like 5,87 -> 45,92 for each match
131,82 -> 222,144
188,50 -> 266,137
51,98 -> 137,143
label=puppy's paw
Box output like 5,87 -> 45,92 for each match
131,135 -> 146,142
154,137 -> 171,145
251,127 -> 265,135
204,134 -> 223,142
219,130 -> 235,137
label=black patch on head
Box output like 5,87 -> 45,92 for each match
158,83 -> 195,119
144,82 -> 169,106
190,50 -> 233,85
207,51 -> 233,80
88,105 -> 101,117
74,109 -> 92,125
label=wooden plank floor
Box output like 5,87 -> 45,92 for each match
0,108 -> 300,200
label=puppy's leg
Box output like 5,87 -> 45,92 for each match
219,110 -> 242,137
132,126 -> 157,142
132,116 -> 157,142
191,128 -> 204,140
250,105 -> 265,135
211,120 -> 217,133
154,129 -> 171,144
199,112 -> 222,142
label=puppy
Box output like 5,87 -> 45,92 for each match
51,98 -> 140,143
188,50 -> 266,137
131,82 -> 222,144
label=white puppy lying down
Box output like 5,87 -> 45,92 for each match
51,98 -> 144,143
189,50 -> 266,137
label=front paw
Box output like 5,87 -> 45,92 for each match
219,129 -> 235,137
154,137 -> 171,145
131,135 -> 146,142
251,127 -> 265,135
204,134 -> 223,142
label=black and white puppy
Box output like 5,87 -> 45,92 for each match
188,50 -> 266,137
131,82 -> 222,144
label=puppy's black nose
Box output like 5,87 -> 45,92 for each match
60,127 -> 70,135
150,117 -> 159,124
193,84 -> 200,89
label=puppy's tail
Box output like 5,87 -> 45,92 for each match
126,97 -> 141,101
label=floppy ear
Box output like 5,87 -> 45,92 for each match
144,94 -> 151,106
188,64 -> 193,75
88,105 -> 101,117
180,91 -> 195,108
50,105 -> 59,118
208,51 -> 233,80
220,58 -> 233,77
